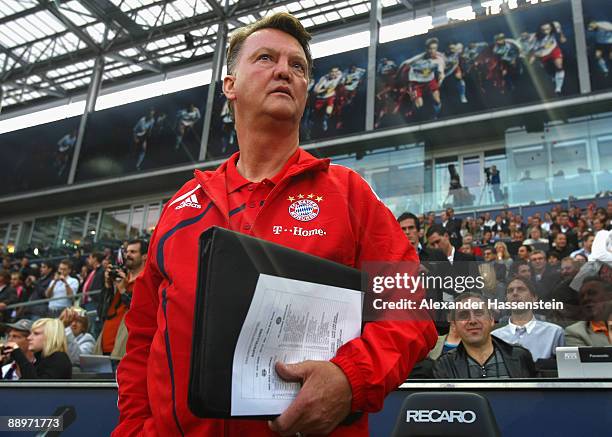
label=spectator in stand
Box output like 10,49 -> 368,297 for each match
433,292 -> 536,378
80,252 -> 105,315
523,226 -> 549,246
1,257 -> 12,272
1,319 -> 34,380
494,241 -> 513,273
511,261 -> 533,282
530,250 -> 561,301
45,260 -> 78,317
592,217 -> 606,233
442,207 -> 463,248
428,322 -> 461,360
551,233 -> 573,258
59,308 -> 95,366
9,272 -> 28,320
463,233 -> 482,257
491,215 -> 507,235
565,277 -> 612,346
1,318 -> 71,379
21,261 -> 54,321
541,212 -> 553,235
606,303 -> 612,345
547,251 -> 562,269
0,270 -> 17,323
493,277 -> 564,361
574,218 -> 589,240
516,244 -> 532,263
94,239 -> 147,358
483,212 -> 495,229
71,249 -> 85,277
570,232 -> 595,260
548,224 -> 561,250
19,257 -> 32,279
482,229 -> 494,246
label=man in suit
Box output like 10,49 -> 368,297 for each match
0,270 -> 17,323
442,207 -> 463,248
398,212 -> 446,262
565,277 -> 612,346
529,250 -> 561,301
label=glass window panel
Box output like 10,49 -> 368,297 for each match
144,203 -> 161,237
0,223 -> 8,246
99,207 -> 131,244
31,216 -> 60,248
129,206 -> 145,239
58,212 -> 87,247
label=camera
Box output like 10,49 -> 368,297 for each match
109,265 -> 127,281
484,167 -> 491,183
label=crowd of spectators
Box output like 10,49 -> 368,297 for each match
0,239 -> 147,380
399,200 -> 612,379
1,199 -> 610,380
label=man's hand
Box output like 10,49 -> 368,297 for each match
268,360 -> 352,436
114,270 -> 128,294
59,308 -> 75,327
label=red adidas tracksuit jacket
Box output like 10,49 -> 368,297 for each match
113,148 -> 437,436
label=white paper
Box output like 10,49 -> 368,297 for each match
230,273 -> 363,416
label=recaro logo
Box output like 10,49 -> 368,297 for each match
406,409 -> 476,424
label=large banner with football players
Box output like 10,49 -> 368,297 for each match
375,0 -> 579,129
0,116 -> 80,197
206,48 -> 368,159
583,0 -> 612,91
76,85 -> 208,182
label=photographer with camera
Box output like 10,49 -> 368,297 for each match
45,260 -> 78,317
93,239 -> 147,358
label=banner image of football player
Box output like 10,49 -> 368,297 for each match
312,66 -> 343,132
219,100 -> 237,155
374,0 -> 577,129
588,21 -> 612,77
55,129 -> 77,177
174,103 -> 201,150
133,108 -> 156,170
490,33 -> 522,93
529,21 -> 567,95
334,66 -> 366,130
444,42 -> 468,103
583,0 -> 612,90
397,37 -> 446,119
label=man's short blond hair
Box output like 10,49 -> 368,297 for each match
226,12 -> 313,79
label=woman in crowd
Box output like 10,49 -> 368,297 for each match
494,241 -> 514,278
2,318 -> 71,379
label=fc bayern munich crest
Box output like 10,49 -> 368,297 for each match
287,193 -> 323,222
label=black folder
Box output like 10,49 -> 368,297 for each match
188,226 -> 364,419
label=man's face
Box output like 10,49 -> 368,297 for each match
560,260 -> 577,279
506,280 -> 535,312
427,232 -> 450,254
452,299 -> 494,347
58,263 -> 70,277
40,264 -> 51,276
495,37 -> 505,46
530,228 -> 541,240
125,243 -> 146,271
555,233 -> 567,249
87,255 -> 96,269
224,28 -> 309,125
530,253 -> 546,271
440,211 -> 447,222
541,23 -> 552,35
399,218 -> 419,248
483,231 -> 492,242
20,258 -> 29,267
579,281 -> 612,321
427,42 -> 438,56
484,249 -> 495,262
517,264 -> 531,281
446,208 -> 454,218
10,274 -> 20,288
463,234 -> 473,245
8,329 -> 29,353
560,215 -> 569,227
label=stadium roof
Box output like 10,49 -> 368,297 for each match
0,0 -> 539,113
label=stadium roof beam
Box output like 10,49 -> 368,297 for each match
5,0 -> 307,83
205,0 -> 243,27
399,0 -> 415,10
0,44 -> 67,98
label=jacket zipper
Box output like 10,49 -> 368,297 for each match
162,288 -> 185,436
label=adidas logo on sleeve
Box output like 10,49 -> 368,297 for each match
175,194 -> 202,210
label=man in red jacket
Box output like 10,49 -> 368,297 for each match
113,12 -> 436,437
